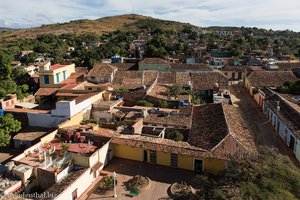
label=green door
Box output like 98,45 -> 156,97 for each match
194,159 -> 203,173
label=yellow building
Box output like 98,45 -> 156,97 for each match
112,143 -> 226,174
39,62 -> 75,88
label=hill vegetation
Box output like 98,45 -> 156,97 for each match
0,14 -> 196,41
178,148 -> 300,200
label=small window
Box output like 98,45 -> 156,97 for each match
56,73 -> 60,83
63,71 -> 67,80
170,154 -> 178,168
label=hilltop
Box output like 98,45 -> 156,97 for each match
0,14 -> 196,40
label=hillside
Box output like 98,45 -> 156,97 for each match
0,14 -> 196,40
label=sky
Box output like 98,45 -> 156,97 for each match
0,0 -> 300,31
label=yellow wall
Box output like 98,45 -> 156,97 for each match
39,64 -> 75,87
112,144 -> 226,174
113,144 -> 144,161
203,157 -> 226,174
58,110 -> 86,128
178,155 -> 194,170
157,151 -> 170,166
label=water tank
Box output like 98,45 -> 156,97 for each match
0,109 -> 4,116
180,100 -> 185,107
116,95 -> 121,100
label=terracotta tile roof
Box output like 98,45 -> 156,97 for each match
147,84 -> 169,100
140,57 -> 168,64
13,127 -> 52,141
157,72 -> 176,84
221,65 -> 246,72
50,64 -> 67,70
189,104 -> 228,150
191,71 -> 228,90
111,134 -> 210,158
74,92 -> 99,104
222,104 -> 257,153
247,71 -> 298,88
5,108 -> 50,114
176,72 -> 191,85
170,63 -> 212,71
277,63 -> 300,71
35,88 -> 58,96
189,104 -> 257,153
59,83 -> 82,90
110,63 -> 138,71
143,71 -> 159,85
60,71 -> 86,84
178,106 -> 193,116
86,64 -> 117,77
143,114 -> 192,128
48,138 -> 98,155
112,71 -> 158,89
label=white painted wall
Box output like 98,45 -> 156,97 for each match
55,164 -> 74,182
54,168 -> 95,200
51,99 -> 92,118
98,141 -> 110,167
28,113 -> 68,128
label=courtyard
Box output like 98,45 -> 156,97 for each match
86,158 -> 199,200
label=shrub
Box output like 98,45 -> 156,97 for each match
158,99 -> 168,108
166,130 -> 184,141
98,176 -> 115,189
118,86 -> 129,93
137,100 -> 154,107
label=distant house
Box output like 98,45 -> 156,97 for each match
111,55 -> 124,63
244,71 -> 298,96
221,65 -> 246,80
139,58 -> 169,71
146,84 -> 191,106
86,64 -> 117,84
186,57 -> 196,64
13,127 -> 53,149
11,61 -> 21,67
191,71 -> 229,97
259,88 -> 300,162
169,63 -> 212,72
38,62 -> 76,88
213,30 -> 233,37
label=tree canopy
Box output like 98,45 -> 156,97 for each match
0,114 -> 21,147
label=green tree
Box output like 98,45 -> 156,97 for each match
0,114 -> 21,147
0,51 -> 12,80
169,84 -> 184,97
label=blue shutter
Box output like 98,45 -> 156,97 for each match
63,71 -> 66,80
56,73 -> 60,83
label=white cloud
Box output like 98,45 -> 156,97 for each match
0,0 -> 300,31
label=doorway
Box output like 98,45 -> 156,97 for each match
290,135 -> 295,151
143,150 -> 148,162
194,159 -> 203,173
